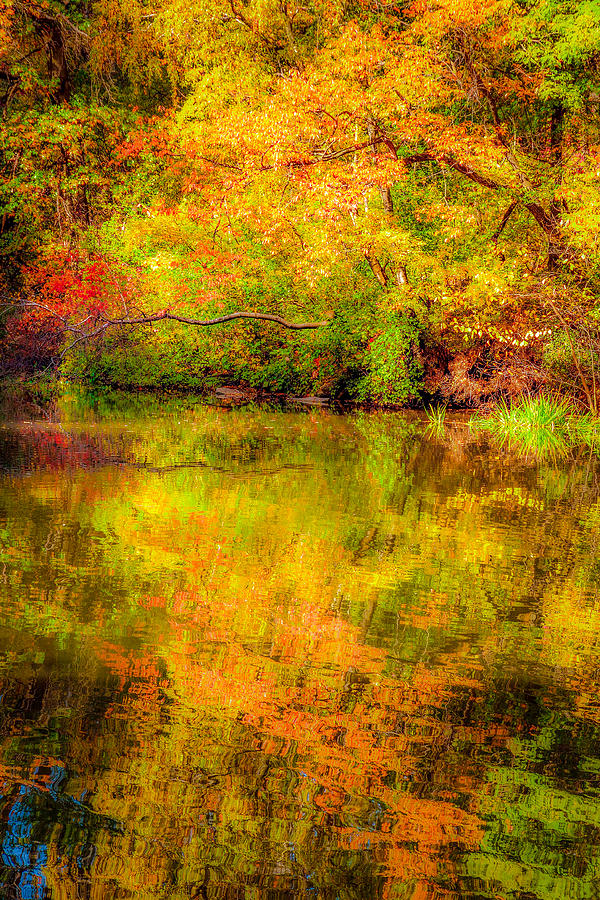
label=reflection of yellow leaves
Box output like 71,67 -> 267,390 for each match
447,486 -> 544,512
6,409 -> 600,897
541,585 -> 600,676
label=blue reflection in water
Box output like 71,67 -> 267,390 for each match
0,762 -> 98,900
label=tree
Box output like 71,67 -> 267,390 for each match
3,0 -> 600,403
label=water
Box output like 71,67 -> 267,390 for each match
1,393 -> 600,900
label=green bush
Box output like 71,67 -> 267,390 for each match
354,315 -> 423,405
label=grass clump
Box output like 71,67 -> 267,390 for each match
471,394 -> 600,458
425,403 -> 447,438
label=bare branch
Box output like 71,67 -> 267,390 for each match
18,301 -> 330,333
100,309 -> 331,329
6,301 -> 330,373
491,199 -> 518,242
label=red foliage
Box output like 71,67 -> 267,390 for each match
116,117 -> 177,164
2,252 -> 136,374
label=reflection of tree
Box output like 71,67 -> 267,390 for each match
0,426 -> 129,475
0,643 -> 129,899
0,757 -> 118,900
1,776 -> 51,900
1,406 -> 600,897
461,676 -> 600,899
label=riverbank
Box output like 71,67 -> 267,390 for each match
0,322 -> 567,411
3,377 -> 600,464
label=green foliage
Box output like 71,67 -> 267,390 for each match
3,0 -> 600,407
62,328 -> 212,391
512,0 -> 600,107
355,315 -> 423,406
0,104 -> 125,254
64,303 -> 370,397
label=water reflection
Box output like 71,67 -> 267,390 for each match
0,395 -> 599,898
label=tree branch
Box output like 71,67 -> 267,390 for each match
457,37 -> 507,147
103,309 -> 330,329
306,138 -> 503,191
491,199 -> 518,242
19,302 -> 330,333
9,302 -> 331,371
364,252 -> 388,287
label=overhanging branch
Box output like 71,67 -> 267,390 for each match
18,302 -> 330,337
11,302 -> 331,370
93,309 -> 330,330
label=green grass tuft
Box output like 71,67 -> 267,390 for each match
425,403 -> 447,438
470,394 -> 600,459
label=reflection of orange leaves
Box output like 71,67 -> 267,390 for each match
98,540 -> 492,891
98,642 -> 162,681
139,594 -> 166,610
96,642 -> 167,720
335,829 -> 441,899
332,798 -> 480,888
313,785 -> 347,813
0,758 -> 66,795
165,624 -> 483,867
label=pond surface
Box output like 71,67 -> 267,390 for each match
1,393 -> 600,900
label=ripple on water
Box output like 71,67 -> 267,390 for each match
0,402 -> 599,898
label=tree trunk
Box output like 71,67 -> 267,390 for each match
395,266 -> 408,288
550,103 -> 564,164
37,17 -> 71,103
524,202 -> 566,271
380,186 -> 393,214
365,253 -> 388,287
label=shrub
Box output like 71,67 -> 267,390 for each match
355,315 -> 423,406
